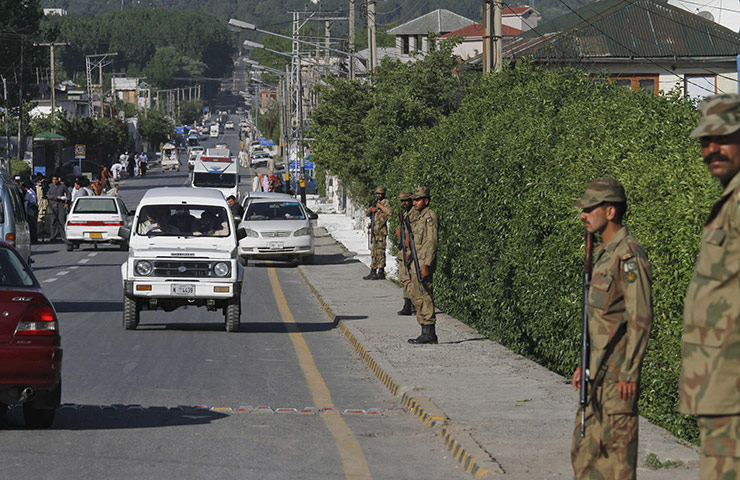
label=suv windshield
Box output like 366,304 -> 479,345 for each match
193,172 -> 236,188
136,205 -> 231,237
245,202 -> 305,221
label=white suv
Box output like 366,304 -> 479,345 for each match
120,188 -> 246,332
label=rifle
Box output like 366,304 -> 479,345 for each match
367,198 -> 378,251
579,231 -> 594,437
398,211 -> 409,267
403,214 -> 424,293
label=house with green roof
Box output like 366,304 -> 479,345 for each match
468,0 -> 740,99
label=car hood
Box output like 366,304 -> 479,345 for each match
129,242 -> 235,259
241,219 -> 308,233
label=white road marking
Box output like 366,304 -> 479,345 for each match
56,271 -> 69,276
88,253 -> 98,257
69,266 -> 79,270
79,258 -> 89,264
42,278 -> 58,283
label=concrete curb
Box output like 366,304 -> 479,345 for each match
297,266 -> 503,478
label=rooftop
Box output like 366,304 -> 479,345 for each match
441,22 -> 524,39
387,9 -> 474,35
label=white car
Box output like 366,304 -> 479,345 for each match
65,196 -> 132,251
250,151 -> 271,167
237,193 -> 317,265
224,121 -> 235,130
188,146 -> 205,170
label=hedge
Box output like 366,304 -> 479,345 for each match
312,60 -> 718,444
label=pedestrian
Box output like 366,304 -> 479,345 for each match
571,177 -> 653,480
106,183 -> 121,197
252,174 -> 261,192
273,173 -> 284,194
406,187 -> 439,344
261,173 -> 269,192
23,182 -> 38,243
91,178 -> 103,196
363,187 -> 393,280
681,93 -> 740,479
138,152 -> 148,176
46,176 -> 68,242
267,156 -> 276,175
127,152 -> 136,177
35,177 -> 51,242
111,160 -> 123,181
395,191 -> 417,316
226,195 -> 243,220
71,179 -> 89,202
101,166 -> 112,190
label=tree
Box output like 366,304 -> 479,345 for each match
178,99 -> 203,125
138,109 -> 173,149
143,46 -> 181,89
0,0 -> 44,105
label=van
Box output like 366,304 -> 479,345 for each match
210,125 -> 219,138
0,173 -> 31,263
191,148 -> 239,201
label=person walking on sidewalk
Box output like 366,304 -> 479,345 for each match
407,186 -> 439,344
46,176 -> 68,242
681,93 -> 740,480
395,191 -> 417,316
363,187 -> 392,280
571,178 -> 653,480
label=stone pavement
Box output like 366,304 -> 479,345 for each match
297,226 -> 700,479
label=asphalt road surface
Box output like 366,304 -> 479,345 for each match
0,122 -> 467,480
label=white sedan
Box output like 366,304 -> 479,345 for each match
65,196 -> 132,251
237,193 -> 317,265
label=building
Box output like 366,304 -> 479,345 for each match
388,9 -> 474,57
502,6 -> 541,31
441,23 -> 524,60
43,8 -> 67,16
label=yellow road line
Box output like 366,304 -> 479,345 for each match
267,267 -> 372,480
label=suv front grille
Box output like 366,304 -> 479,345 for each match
153,261 -> 212,277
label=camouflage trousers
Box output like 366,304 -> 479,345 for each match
397,256 -> 412,299
571,378 -> 638,480
409,272 -> 435,326
370,234 -> 387,269
698,415 -> 740,480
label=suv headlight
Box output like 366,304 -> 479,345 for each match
135,260 -> 153,276
294,227 -> 312,236
213,262 -> 230,277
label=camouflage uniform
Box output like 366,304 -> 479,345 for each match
367,188 -> 392,269
397,192 -> 419,303
408,187 -> 438,327
681,94 -> 740,480
572,180 -> 653,480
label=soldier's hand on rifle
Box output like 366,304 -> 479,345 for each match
572,366 -> 582,390
617,380 -> 637,400
404,236 -> 410,248
395,227 -> 401,238
420,265 -> 431,279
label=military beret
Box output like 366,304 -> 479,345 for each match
574,177 -> 626,209
411,186 -> 430,199
691,94 -> 740,138
375,187 -> 386,195
399,191 -> 412,200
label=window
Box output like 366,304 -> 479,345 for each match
246,202 -> 306,221
402,36 -> 410,54
685,75 -> 716,100
73,198 -> 118,214
610,75 -> 659,95
0,247 -> 34,286
136,205 -> 230,237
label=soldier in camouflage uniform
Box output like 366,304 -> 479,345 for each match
395,191 -> 418,316
571,178 -> 653,480
364,187 -> 393,280
682,94 -> 740,480
407,187 -> 439,344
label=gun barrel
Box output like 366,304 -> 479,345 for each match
579,232 -> 594,437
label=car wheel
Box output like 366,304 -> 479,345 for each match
238,256 -> 248,266
65,242 -> 73,252
302,254 -> 315,265
0,402 -> 7,416
225,300 -> 241,333
23,403 -> 56,428
123,296 -> 140,330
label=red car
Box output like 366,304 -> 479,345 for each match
0,242 -> 62,428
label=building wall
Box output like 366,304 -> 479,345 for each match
452,40 -> 482,60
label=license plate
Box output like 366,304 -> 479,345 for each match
171,284 -> 195,296
268,241 -> 284,250
89,232 -> 103,239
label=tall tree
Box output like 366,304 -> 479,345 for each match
1,0 -> 44,105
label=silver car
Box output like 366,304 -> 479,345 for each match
65,196 -> 132,251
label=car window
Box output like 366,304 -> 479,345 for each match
193,172 -> 236,188
74,198 -> 118,214
0,247 -> 35,286
136,204 -> 231,237
246,202 -> 305,221
8,186 -> 26,223
0,196 -> 5,224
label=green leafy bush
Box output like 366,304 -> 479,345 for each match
313,60 -> 714,443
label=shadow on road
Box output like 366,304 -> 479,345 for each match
0,404 -> 228,431
137,321 -> 339,334
53,301 -> 123,313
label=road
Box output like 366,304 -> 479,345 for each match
0,121 -> 467,480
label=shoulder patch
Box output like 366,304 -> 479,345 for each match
624,260 -> 638,284
426,217 -> 434,226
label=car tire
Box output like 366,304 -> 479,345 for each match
238,256 -> 248,267
225,300 -> 241,333
0,402 -> 7,416
123,296 -> 140,330
23,403 -> 56,428
65,242 -> 73,252
302,254 -> 315,265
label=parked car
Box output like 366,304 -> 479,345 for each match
237,192 -> 317,265
288,174 -> 319,195
250,151 -> 271,168
188,146 -> 205,170
65,196 -> 132,251
0,242 -> 62,428
0,172 -> 31,263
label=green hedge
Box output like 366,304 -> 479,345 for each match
313,60 -> 717,443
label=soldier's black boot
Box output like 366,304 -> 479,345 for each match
373,268 -> 386,280
408,325 -> 438,344
363,269 -> 377,280
397,298 -> 414,316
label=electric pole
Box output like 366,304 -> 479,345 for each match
367,0 -> 377,79
482,0 -> 503,73
349,0 -> 356,80
494,0 -> 503,72
35,42 -> 69,132
2,76 -> 9,171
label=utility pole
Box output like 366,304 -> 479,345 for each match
493,0 -> 503,72
297,59 -> 306,205
16,36 -> 24,172
367,0 -> 377,79
349,0 -> 356,80
85,53 -> 117,117
482,0 -> 503,73
2,76 -> 9,171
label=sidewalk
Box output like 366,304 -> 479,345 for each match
297,224 -> 699,479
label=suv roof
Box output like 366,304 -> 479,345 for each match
140,187 -> 226,205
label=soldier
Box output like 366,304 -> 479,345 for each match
407,187 -> 439,344
395,191 -> 417,316
364,187 -> 392,280
682,93 -> 740,479
571,178 -> 653,480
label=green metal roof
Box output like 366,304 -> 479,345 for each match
514,0 -> 740,59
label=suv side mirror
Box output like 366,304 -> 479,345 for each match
236,227 -> 247,241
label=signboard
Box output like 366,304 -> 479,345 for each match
203,106 -> 210,113
33,166 -> 46,177
290,161 -> 314,170
74,144 -> 86,159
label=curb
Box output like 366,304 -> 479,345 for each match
297,266 -> 502,478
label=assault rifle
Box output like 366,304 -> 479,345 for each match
403,214 -> 424,293
398,211 -> 409,267
367,198 -> 378,251
579,231 -> 594,437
